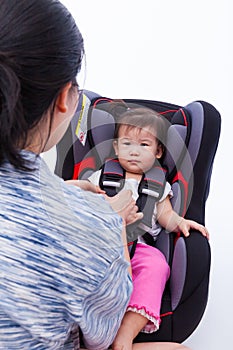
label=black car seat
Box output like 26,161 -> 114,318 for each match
55,90 -> 221,343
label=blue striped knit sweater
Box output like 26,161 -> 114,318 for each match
0,151 -> 132,350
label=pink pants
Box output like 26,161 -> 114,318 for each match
127,243 -> 170,333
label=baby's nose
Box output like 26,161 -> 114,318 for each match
129,145 -> 140,155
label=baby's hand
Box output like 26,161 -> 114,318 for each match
178,218 -> 209,240
65,179 -> 105,194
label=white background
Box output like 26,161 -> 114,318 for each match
44,1 -> 233,349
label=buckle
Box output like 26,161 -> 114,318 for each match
102,180 -> 121,188
138,178 -> 163,199
102,172 -> 124,190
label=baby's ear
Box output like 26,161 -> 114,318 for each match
156,144 -> 163,159
113,140 -> 118,155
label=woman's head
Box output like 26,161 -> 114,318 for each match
0,0 -> 84,168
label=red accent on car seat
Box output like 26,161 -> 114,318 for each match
172,171 -> 189,218
73,157 -> 96,179
160,109 -> 178,115
93,97 -> 112,108
160,311 -> 173,318
180,108 -> 188,126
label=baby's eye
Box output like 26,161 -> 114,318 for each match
141,142 -> 149,147
123,141 -> 131,145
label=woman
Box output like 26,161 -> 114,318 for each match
0,0 -> 137,349
0,0 -> 190,349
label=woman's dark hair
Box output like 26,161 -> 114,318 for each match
0,0 -> 84,169
114,107 -> 168,155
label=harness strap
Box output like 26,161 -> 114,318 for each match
137,163 -> 167,230
100,158 -> 167,255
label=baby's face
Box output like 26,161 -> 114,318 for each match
113,125 -> 162,175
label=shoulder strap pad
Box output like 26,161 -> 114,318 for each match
138,163 -> 167,201
136,160 -> 167,230
100,158 -> 125,197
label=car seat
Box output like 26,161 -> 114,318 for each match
55,90 -> 221,343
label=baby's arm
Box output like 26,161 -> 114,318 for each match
157,196 -> 209,239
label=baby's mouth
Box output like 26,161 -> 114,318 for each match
128,160 -> 140,164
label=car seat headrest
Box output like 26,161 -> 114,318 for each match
89,108 -> 115,164
87,102 -> 190,183
163,124 -> 187,177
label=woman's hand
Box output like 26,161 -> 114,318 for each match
65,180 -> 143,226
65,179 -> 105,194
104,189 -> 143,226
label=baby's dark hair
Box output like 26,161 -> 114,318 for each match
114,107 -> 167,155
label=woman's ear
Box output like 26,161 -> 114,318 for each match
156,144 -> 163,159
113,140 -> 118,156
56,82 -> 72,113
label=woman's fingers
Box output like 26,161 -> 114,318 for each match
105,190 -> 143,224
